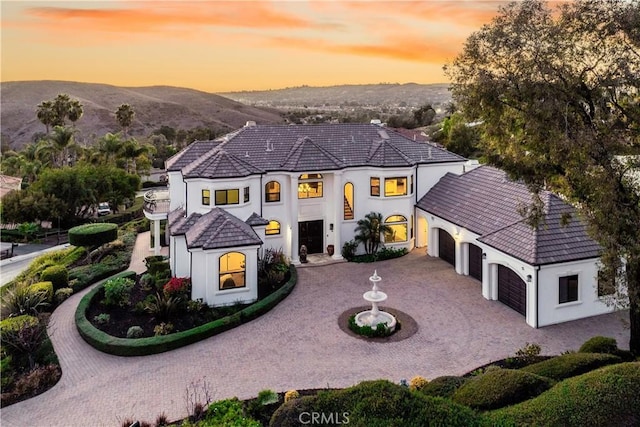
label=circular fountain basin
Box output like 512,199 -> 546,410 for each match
355,310 -> 397,331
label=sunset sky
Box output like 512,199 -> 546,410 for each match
1,1 -> 510,93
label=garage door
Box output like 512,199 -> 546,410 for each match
497,265 -> 526,316
438,229 -> 455,266
468,243 -> 483,281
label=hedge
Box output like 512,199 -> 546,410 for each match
578,336 -> 618,354
68,223 -> 118,247
418,375 -> 467,399
521,352 -> 621,381
452,369 -> 553,410
0,314 -> 39,333
269,380 -> 480,427
485,362 -> 640,426
40,265 -> 68,291
75,267 -> 297,356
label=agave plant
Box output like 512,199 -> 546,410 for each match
143,292 -> 182,321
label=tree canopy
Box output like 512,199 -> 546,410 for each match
446,0 -> 640,353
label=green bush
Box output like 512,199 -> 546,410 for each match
246,389 -> 280,425
103,276 -> 134,307
39,265 -> 68,291
521,352 -> 621,381
127,326 -> 144,338
0,314 -> 39,333
200,398 -> 260,427
579,336 -> 618,354
486,362 -> 640,426
341,239 -> 358,261
452,368 -> 553,410
28,282 -> 54,303
270,380 -> 480,427
68,223 -> 118,247
1,284 -> 50,317
418,375 -> 467,398
348,314 -> 397,338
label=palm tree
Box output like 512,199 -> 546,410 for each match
67,99 -> 83,127
36,101 -> 55,134
98,132 -> 124,164
120,138 -> 149,174
354,212 -> 392,255
115,104 -> 135,137
49,126 -> 75,166
52,94 -> 72,126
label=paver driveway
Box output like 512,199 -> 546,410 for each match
1,250 -> 629,427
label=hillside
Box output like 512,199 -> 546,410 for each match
0,81 -> 284,148
221,83 -> 452,109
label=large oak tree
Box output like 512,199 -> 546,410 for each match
446,0 -> 640,353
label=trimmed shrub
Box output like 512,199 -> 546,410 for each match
284,390 -> 300,402
348,314 -> 397,338
54,287 -> 74,304
486,362 -> 640,426
39,265 -> 68,291
103,276 -> 135,307
579,336 -> 618,354
270,380 -> 480,427
0,314 -> 39,333
127,326 -> 144,338
409,375 -> 429,391
68,223 -> 118,247
521,352 -> 621,381
28,281 -> 54,303
418,375 -> 467,398
453,369 -> 553,410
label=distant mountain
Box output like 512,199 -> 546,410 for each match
221,83 -> 452,109
1,81 -> 284,149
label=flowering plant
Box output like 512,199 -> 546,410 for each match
163,277 -> 191,297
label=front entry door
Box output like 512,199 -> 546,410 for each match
299,220 -> 324,254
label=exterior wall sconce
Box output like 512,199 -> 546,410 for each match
329,223 -> 334,231
482,253 -> 487,260
526,274 -> 532,282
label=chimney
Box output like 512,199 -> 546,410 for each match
245,121 -> 256,128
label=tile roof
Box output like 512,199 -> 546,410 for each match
174,123 -> 465,178
245,212 -> 269,226
169,207 -> 263,250
416,166 -> 601,265
182,148 -> 264,179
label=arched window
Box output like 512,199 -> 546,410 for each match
344,182 -> 354,220
265,181 -> 280,202
266,220 -> 281,235
219,252 -> 246,290
384,215 -> 408,243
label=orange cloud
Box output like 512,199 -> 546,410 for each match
23,2 -> 326,39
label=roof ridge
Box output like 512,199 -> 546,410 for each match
181,146 -> 221,175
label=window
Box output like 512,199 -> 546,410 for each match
244,187 -> 250,203
265,181 -> 280,202
370,177 -> 380,196
219,252 -> 245,290
559,275 -> 579,303
266,220 -> 281,235
410,215 -> 414,239
298,174 -> 323,199
384,215 -> 408,243
597,270 -> 616,297
344,182 -> 354,220
384,177 -> 407,196
215,189 -> 239,205
410,175 -> 414,194
202,189 -> 210,206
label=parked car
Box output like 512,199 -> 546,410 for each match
97,202 -> 111,216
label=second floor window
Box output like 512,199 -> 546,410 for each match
298,174 -> 323,199
265,181 -> 280,202
202,189 -> 211,205
370,177 -> 380,197
244,187 -> 250,203
215,189 -> 239,205
385,177 -> 407,196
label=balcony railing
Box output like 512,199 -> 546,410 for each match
143,189 -> 170,215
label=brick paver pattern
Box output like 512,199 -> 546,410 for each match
1,233 -> 630,426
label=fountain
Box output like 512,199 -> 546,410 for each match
355,270 -> 397,332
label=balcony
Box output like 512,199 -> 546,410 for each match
143,189 -> 170,218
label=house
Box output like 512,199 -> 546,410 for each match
144,122 -> 616,327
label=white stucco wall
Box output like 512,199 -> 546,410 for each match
184,176 -> 262,219
167,171 -> 186,211
170,235 -> 190,279
190,246 -> 259,306
416,162 -> 466,196
537,258 -> 614,327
